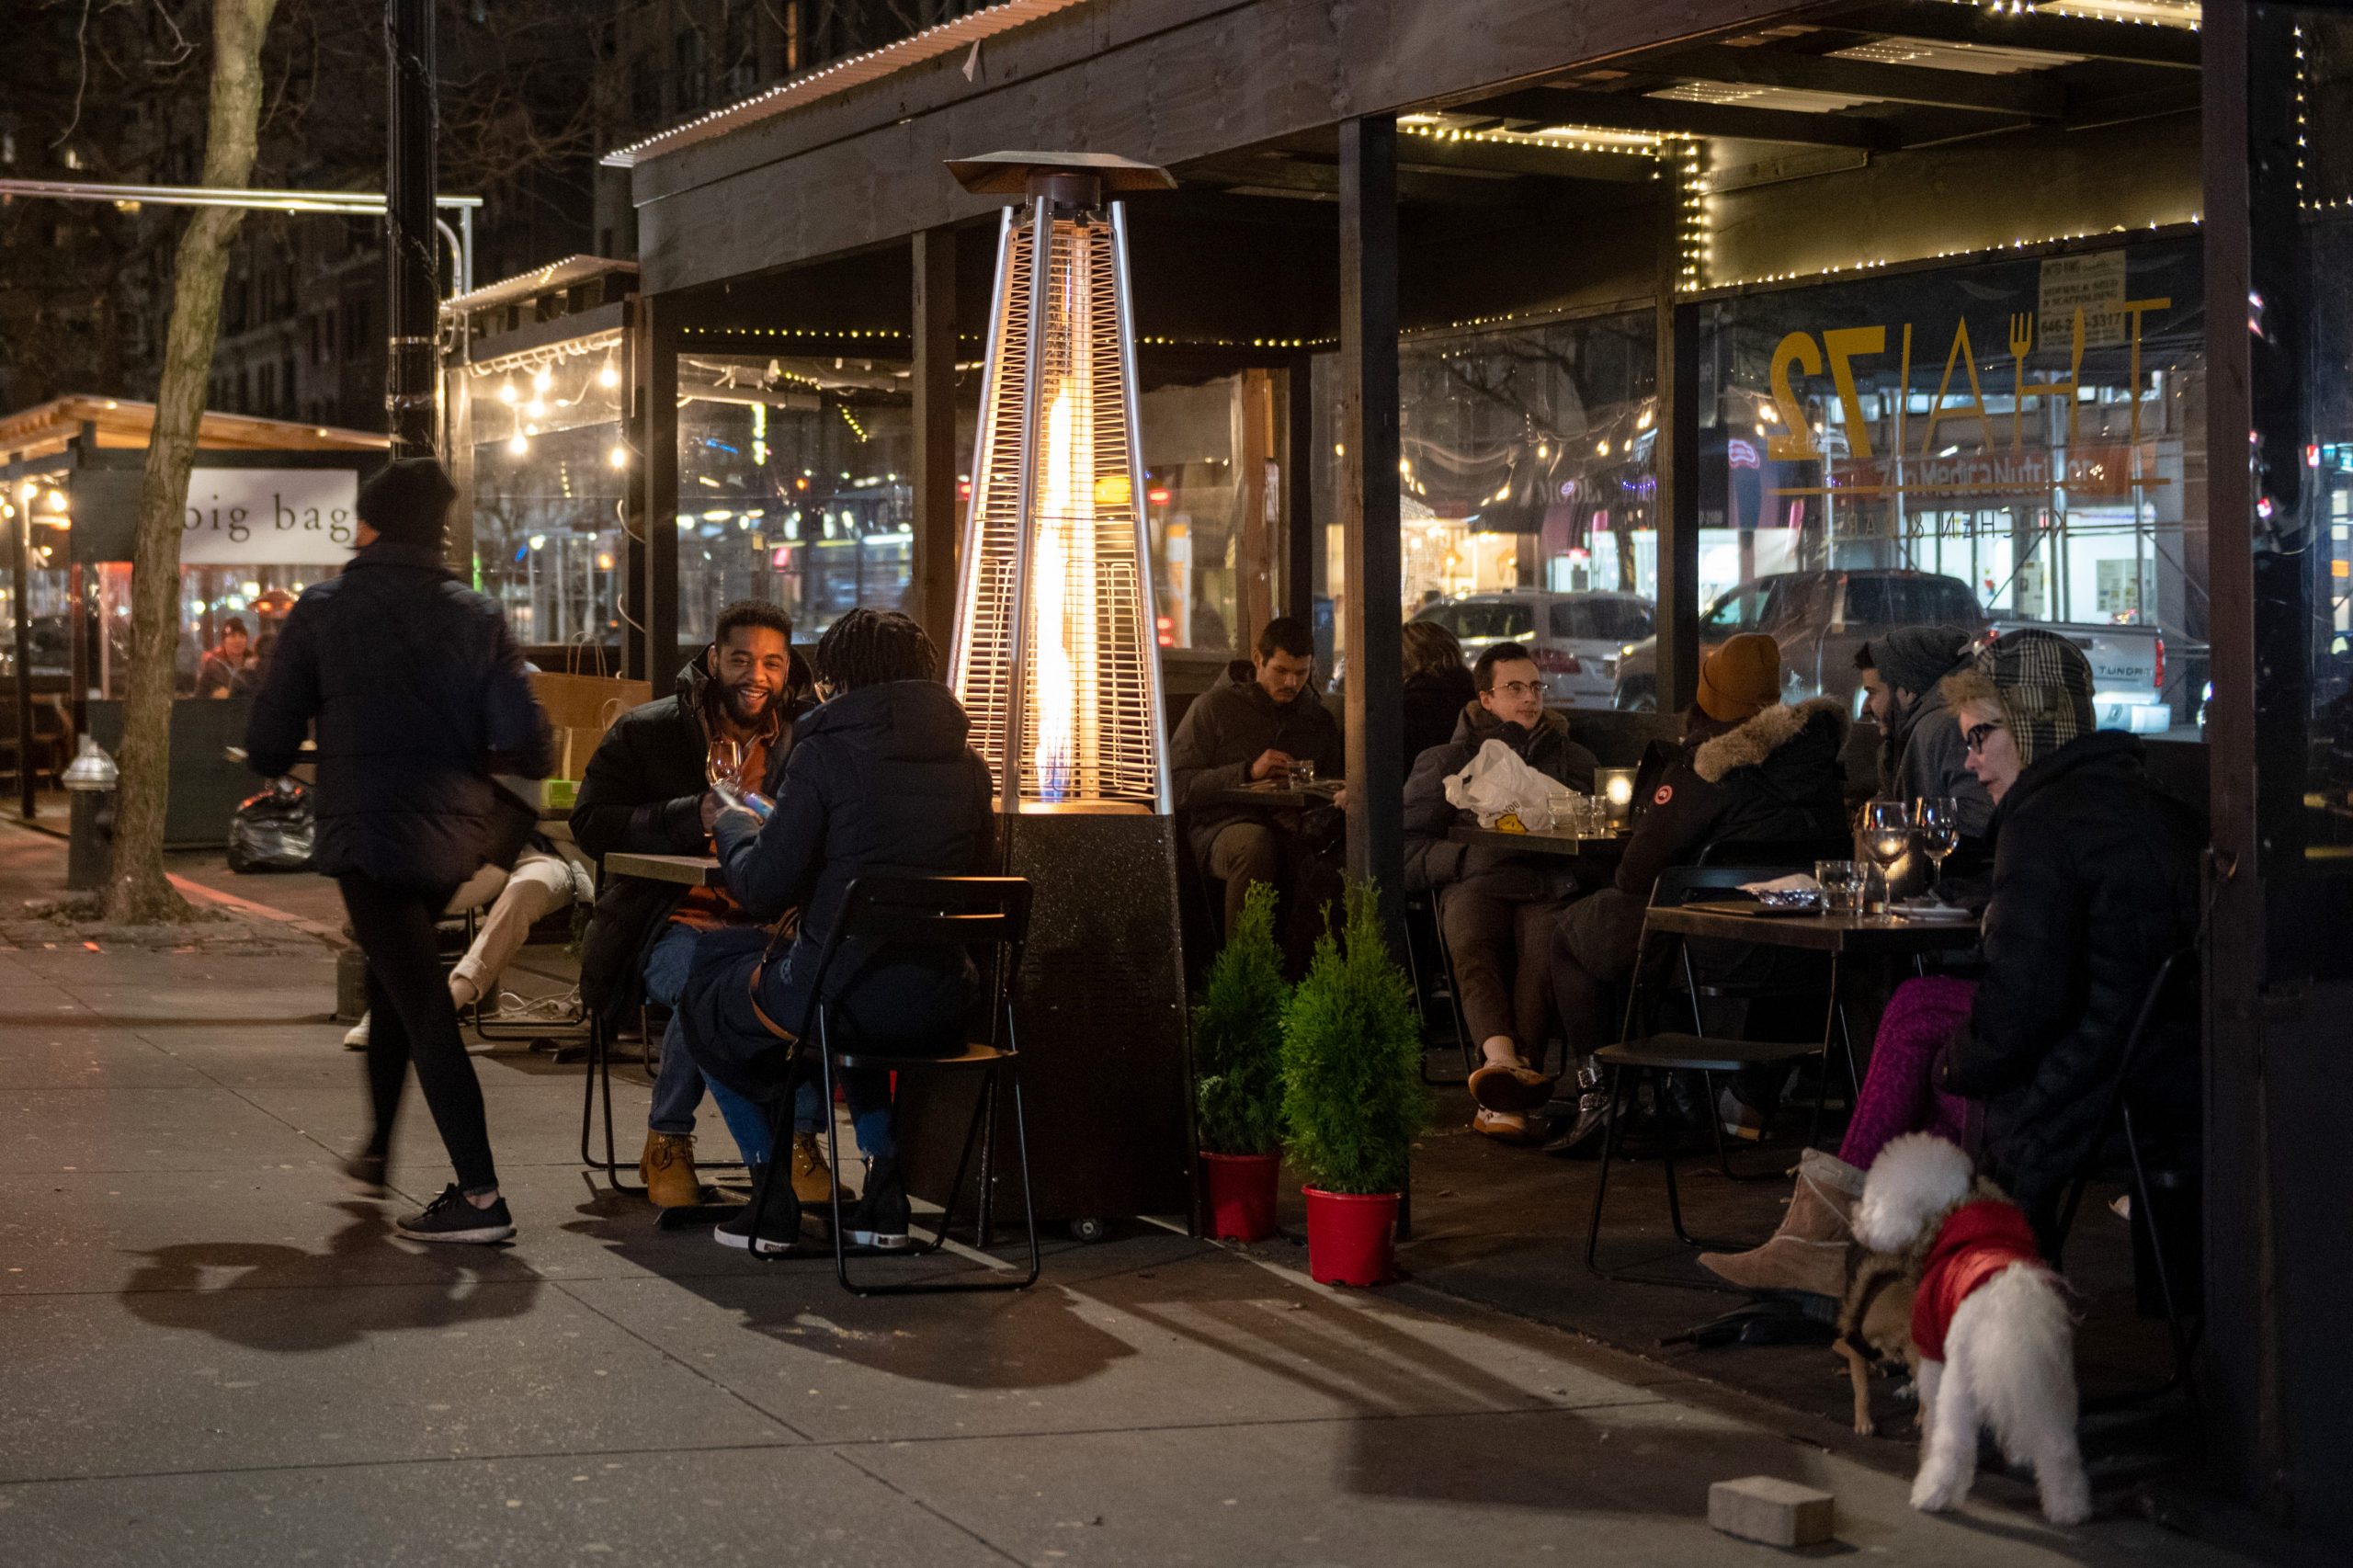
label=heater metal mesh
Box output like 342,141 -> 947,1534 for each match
949,206 -> 1164,812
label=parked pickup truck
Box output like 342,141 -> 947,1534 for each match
1987,618 -> 2172,735
1611,569 -> 1989,713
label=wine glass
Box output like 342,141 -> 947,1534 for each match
1914,796 -> 1961,902
1861,798 -> 1912,922
707,737 -> 745,792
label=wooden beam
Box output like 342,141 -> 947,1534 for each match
1663,42 -> 2065,120
1463,86 -> 1895,150
631,293 -> 679,683
1284,363 -> 1314,624
1823,5 -> 2201,70
911,226 -> 960,651
1337,115 -> 1404,927
1654,232 -> 1699,717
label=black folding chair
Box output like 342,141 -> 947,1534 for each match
739,875 -> 1041,1297
1584,863 -> 1844,1285
1404,890 -> 1479,1083
2053,948 -> 2203,1413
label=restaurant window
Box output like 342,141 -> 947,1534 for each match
1136,375 -> 1257,653
461,333 -> 628,653
1699,239 -> 2208,731
672,350 -> 956,647
91,562 -> 323,699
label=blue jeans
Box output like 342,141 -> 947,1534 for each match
642,923 -> 819,1165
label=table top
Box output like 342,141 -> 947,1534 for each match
604,851 -> 725,888
1200,782 -> 1341,812
1447,824 -> 1627,858
1645,903 -> 1980,953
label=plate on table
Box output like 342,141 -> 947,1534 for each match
1680,899 -> 1823,919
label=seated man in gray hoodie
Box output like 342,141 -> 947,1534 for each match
1170,617 -> 1344,951
1856,625 -> 1995,845
1403,642 -> 1597,1144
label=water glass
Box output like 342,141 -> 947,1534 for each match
1814,859 -> 1864,917
1291,758 -> 1316,791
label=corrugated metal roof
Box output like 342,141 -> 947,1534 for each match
602,0 -> 1096,170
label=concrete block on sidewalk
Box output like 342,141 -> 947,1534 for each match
1709,1475 -> 1836,1547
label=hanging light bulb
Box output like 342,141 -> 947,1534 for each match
496,379 -> 518,404
531,368 -> 552,393
608,443 -> 629,469
44,488 -> 66,512
597,358 -> 620,390
507,431 -> 529,456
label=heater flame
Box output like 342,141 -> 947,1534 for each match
1033,383 -> 1085,801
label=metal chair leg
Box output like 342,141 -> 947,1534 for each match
1584,1065 -> 1627,1277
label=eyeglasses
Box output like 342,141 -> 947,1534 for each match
1963,720 -> 2005,756
1489,680 -> 1545,699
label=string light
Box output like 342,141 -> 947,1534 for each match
608,443 -> 629,469
496,379 -> 517,404
506,430 -> 529,455
597,355 -> 620,389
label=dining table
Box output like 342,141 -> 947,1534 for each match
1643,901 -> 1981,956
1445,823 -> 1628,859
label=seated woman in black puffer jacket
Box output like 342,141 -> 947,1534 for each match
1702,631 -> 2203,1296
676,609 -> 996,1257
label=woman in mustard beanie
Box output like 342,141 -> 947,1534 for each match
1538,633 -> 1850,1153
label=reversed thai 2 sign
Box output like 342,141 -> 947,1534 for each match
181,468 -> 360,565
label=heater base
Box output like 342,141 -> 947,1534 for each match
895,812 -> 1195,1228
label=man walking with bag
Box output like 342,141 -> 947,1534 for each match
247,457 -> 549,1244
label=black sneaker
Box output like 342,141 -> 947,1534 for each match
395,1185 -> 515,1244
843,1156 -> 912,1250
714,1165 -> 801,1256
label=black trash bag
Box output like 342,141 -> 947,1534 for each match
227,777 -> 315,873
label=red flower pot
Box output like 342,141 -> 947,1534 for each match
1302,1186 -> 1401,1287
1199,1152 -> 1281,1243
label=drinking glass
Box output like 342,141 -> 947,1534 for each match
1914,796 -> 1961,901
1291,758 -> 1316,791
1814,859 -> 1863,917
1861,798 -> 1912,921
707,737 -> 745,791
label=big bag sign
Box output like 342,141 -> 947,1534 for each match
181,468 -> 360,565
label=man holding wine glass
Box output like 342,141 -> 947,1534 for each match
572,600 -> 831,1210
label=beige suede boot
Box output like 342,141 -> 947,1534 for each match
1697,1148 -> 1862,1299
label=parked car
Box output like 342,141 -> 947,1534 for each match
1408,590 -> 1655,708
1987,618 -> 2171,735
1611,569 -> 1989,712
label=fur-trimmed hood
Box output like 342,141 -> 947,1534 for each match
1693,696 -> 1850,784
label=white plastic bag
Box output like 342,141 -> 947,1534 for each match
1442,739 -> 1556,829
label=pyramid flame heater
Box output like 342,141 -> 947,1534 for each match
903,153 -> 1195,1231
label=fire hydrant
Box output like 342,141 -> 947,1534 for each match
62,736 -> 119,892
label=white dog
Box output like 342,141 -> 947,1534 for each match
1851,1133 -> 2091,1526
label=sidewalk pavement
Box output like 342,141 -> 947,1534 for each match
0,824 -> 2256,1567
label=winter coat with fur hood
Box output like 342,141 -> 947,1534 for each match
1614,697 -> 1850,900
1402,701 -> 1597,892
1938,729 -> 2201,1231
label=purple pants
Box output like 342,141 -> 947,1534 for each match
1838,976 -> 1981,1170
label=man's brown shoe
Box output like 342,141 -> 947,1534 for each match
639,1131 -> 702,1209
789,1132 -> 840,1205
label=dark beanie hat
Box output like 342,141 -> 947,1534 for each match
356,456 -> 456,548
1871,624 -> 1977,699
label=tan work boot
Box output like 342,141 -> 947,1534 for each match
789,1132 -> 839,1205
1698,1148 -> 1863,1298
639,1131 -> 702,1209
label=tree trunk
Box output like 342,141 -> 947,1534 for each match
104,0 -> 281,925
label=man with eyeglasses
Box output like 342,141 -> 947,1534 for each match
1403,642 -> 1597,1143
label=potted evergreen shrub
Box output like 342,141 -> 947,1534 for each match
1279,881 -> 1429,1286
1193,881 -> 1289,1242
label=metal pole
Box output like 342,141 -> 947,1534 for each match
10,458 -> 37,822
385,0 -> 438,456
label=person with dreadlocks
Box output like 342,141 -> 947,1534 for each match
676,608 -> 996,1256
1699,630 -> 2202,1297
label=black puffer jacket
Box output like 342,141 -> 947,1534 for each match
245,541 -> 548,891
1169,662 -> 1344,861
1939,731 -> 2202,1225
712,679 -> 995,1029
1401,665 -> 1479,778
1403,701 -> 1598,892
1615,697 -> 1849,899
573,652 -> 815,1024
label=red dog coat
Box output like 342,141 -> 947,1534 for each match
1909,1199 -> 2048,1362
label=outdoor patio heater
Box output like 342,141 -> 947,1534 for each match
903,152 -> 1196,1233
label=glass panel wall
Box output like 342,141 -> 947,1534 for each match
1699,239 -> 2207,732
1138,376 -> 1247,653
463,333 -> 627,654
